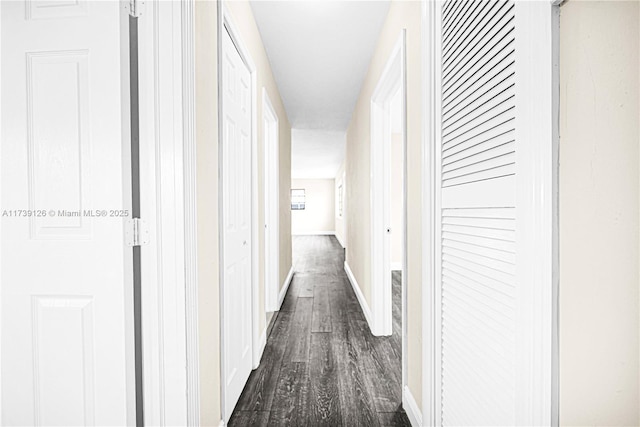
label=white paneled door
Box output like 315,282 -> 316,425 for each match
221,26 -> 253,419
1,1 -> 134,426
432,0 -> 556,425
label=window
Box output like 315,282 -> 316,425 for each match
291,189 -> 305,210
338,184 -> 343,217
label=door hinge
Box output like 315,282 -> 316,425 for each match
125,218 -> 149,247
126,0 -> 144,18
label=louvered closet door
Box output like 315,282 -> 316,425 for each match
435,0 -> 518,425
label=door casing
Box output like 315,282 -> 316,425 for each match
136,1 -> 196,424
370,32 -> 407,332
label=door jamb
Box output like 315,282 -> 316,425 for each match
421,1 -> 435,424
217,4 -> 260,422
262,88 -> 280,313
421,1 -> 560,424
179,1 -> 200,424
136,1 -> 197,424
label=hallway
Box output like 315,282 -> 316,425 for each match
229,236 -> 409,426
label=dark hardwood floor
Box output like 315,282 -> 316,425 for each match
229,235 -> 409,426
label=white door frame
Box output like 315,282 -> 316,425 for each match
136,1 -> 198,425
370,31 -> 406,336
421,1 -> 560,424
263,88 -> 280,313
369,29 -> 409,397
217,4 -> 261,422
179,2 -> 201,424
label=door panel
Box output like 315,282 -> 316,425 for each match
1,2 -> 134,425
436,1 -> 517,425
222,27 -> 253,420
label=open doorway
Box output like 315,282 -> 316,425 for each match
263,88 -> 280,313
369,28 -> 407,404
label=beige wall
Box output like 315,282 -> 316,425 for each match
335,161 -> 346,247
292,179 -> 335,235
194,1 -> 292,424
195,2 -> 220,424
559,1 -> 640,425
344,0 -> 423,409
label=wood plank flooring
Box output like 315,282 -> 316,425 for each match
229,235 -> 410,426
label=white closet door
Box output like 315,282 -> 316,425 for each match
1,1 -> 134,425
433,0 -> 556,425
221,26 -> 253,420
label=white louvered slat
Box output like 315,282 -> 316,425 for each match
442,0 -> 487,49
442,97 -> 514,145
443,2 -> 512,73
443,128 -> 514,164
442,18 -> 514,94
438,0 -> 518,409
442,151 -> 515,186
442,0 -> 472,36
443,39 -> 513,104
442,1 -> 506,63
442,66 -> 514,127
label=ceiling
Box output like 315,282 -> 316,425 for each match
290,129 -> 345,180
250,0 -> 390,178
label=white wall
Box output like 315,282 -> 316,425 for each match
291,179 -> 335,235
559,1 -> 639,425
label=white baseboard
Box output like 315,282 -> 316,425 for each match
403,385 -> 423,427
253,326 -> 267,369
278,267 -> 294,309
292,231 -> 335,236
219,420 -> 226,427
344,261 -> 374,332
334,232 -> 345,248
391,261 -> 403,271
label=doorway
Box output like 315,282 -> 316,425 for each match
263,89 -> 280,313
369,28 -> 408,403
